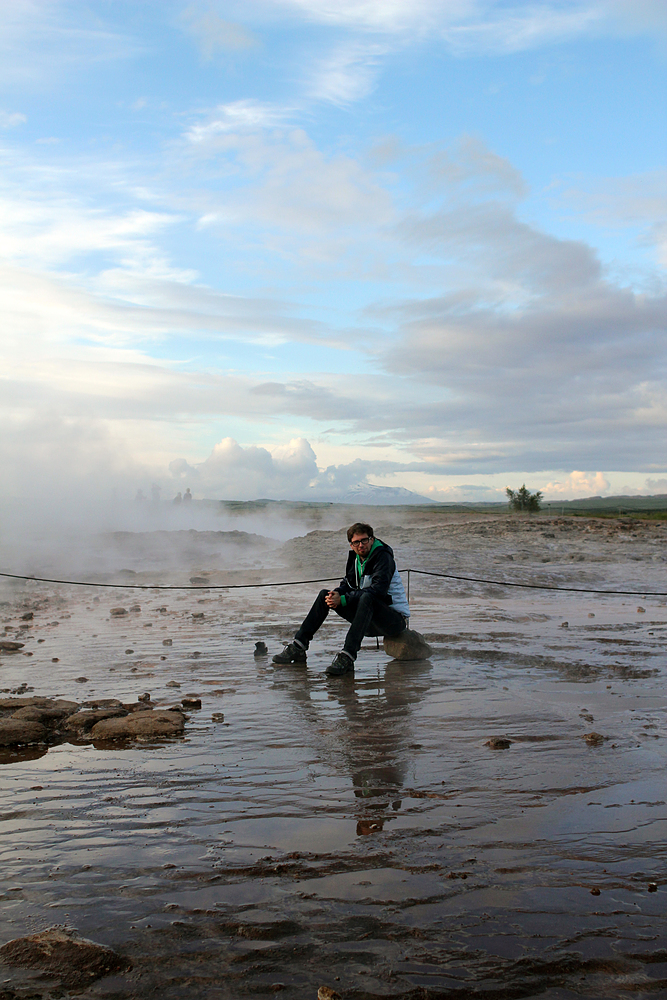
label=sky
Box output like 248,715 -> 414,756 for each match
1,0 -> 666,505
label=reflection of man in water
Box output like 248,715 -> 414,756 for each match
273,522 -> 410,676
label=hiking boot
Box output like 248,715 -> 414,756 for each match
272,641 -> 307,665
326,650 -> 355,676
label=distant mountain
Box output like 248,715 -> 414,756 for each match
337,483 -> 441,505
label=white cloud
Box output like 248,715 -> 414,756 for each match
0,111 -> 26,128
306,40 -> 389,104
541,471 -> 611,499
0,1 -> 143,87
180,6 -> 258,58
185,101 -> 292,141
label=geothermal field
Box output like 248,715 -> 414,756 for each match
1,505 -> 666,1000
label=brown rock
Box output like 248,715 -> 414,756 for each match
11,705 -> 78,725
383,628 -> 433,661
181,694 -> 201,709
65,708 -> 128,732
0,718 -> 47,745
318,987 -> 342,1000
110,607 -> 127,617
582,731 -> 605,746
0,926 -> 129,989
0,697 -> 79,714
90,710 -> 185,739
0,640 -> 24,651
486,737 -> 512,749
20,612 -> 34,621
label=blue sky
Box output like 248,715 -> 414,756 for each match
2,0 -> 666,503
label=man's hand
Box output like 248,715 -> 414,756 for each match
325,590 -> 341,609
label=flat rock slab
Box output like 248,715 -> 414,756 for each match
0,718 -> 47,745
0,640 -> 24,651
383,628 -> 433,661
90,710 -> 185,740
0,926 -> 130,989
0,698 -> 79,714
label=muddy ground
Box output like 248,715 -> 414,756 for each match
0,512 -> 666,999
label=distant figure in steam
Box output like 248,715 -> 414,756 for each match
172,492 -> 182,505
183,488 -> 192,503
273,522 -> 409,676
134,488 -> 146,503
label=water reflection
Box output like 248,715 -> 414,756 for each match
272,658 -> 433,836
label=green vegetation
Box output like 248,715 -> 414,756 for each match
506,484 -> 543,513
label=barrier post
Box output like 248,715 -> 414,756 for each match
407,569 -> 411,603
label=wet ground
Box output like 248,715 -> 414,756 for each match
1,521 -> 667,1000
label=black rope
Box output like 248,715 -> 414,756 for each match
403,568 -> 665,597
0,568 -> 664,597
0,571 -> 338,591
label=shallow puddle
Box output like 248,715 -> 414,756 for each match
1,573 -> 666,999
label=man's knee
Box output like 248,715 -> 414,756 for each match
316,588 -> 329,599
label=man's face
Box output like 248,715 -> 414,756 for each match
349,532 -> 373,558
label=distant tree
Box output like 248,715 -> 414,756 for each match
506,484 -> 542,513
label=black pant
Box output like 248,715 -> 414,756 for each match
295,588 -> 407,659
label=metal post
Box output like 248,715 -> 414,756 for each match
407,569 -> 410,603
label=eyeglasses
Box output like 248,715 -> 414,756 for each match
350,537 -> 372,547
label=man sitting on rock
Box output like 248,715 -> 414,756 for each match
272,522 -> 410,676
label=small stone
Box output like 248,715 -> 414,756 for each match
110,608 -> 128,617
0,926 -> 129,988
160,655 -> 167,660
485,737 -> 512,749
582,732 -> 605,746
356,818 -> 383,835
166,680 -> 181,688
162,638 -> 172,646
318,988 -> 341,1000
190,576 -> 209,584
20,612 -> 33,621
212,712 -> 225,722
637,606 -> 645,613
192,612 -> 205,619
254,641 -> 268,656
138,692 -> 151,702
588,612 -> 595,617
590,887 -> 600,896
181,694 -> 201,709
648,883 -> 658,892
75,676 -> 89,683
560,621 -> 569,628
0,640 -> 24,651
383,628 -> 433,661
125,649 -> 134,654
130,605 -> 141,612
190,651 -> 201,658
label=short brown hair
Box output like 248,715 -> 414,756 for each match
347,522 -> 374,542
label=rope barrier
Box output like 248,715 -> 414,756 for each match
0,571 -> 339,591
0,568 -> 664,598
